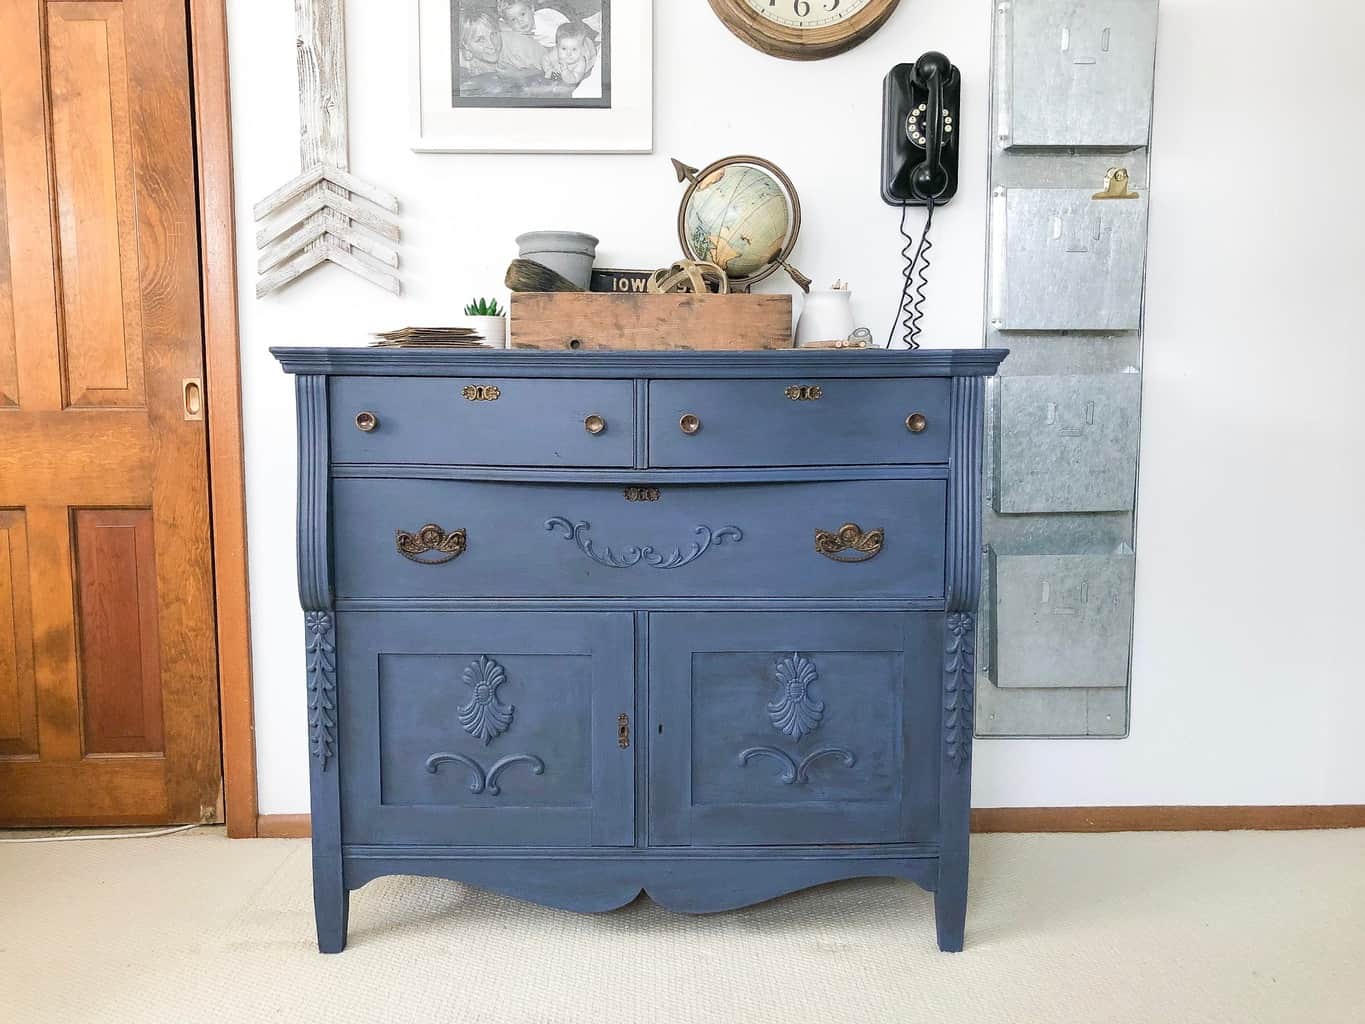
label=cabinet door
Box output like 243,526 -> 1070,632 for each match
338,612 -> 634,846
649,612 -> 940,846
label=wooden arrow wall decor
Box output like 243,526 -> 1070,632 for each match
254,0 -> 401,297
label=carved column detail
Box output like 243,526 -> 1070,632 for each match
306,611 -> 337,770
944,612 -> 975,773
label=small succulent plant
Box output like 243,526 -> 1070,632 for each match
464,297 -> 504,317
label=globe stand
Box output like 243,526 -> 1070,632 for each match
672,156 -> 812,293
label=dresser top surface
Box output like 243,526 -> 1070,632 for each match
271,347 -> 1009,379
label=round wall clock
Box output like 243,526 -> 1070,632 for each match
707,0 -> 904,61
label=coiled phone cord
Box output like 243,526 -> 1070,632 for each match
889,197 -> 936,349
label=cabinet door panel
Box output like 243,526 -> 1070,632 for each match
339,612 -> 633,846
649,612 -> 940,847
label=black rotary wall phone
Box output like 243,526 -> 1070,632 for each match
881,52 -> 961,347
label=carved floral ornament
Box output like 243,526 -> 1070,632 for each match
459,655 -> 514,744
768,652 -> 824,740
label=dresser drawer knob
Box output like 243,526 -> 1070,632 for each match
355,411 -> 379,433
584,414 -> 607,435
679,413 -> 702,435
395,524 -> 467,565
906,412 -> 928,434
815,523 -> 885,563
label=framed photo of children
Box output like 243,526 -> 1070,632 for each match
411,1 -> 652,153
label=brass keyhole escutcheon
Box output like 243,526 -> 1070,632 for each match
906,412 -> 928,434
680,414 -> 701,435
355,411 -> 379,433
584,414 -> 606,435
617,713 -> 630,749
462,384 -> 501,401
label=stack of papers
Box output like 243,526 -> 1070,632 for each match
370,327 -> 489,348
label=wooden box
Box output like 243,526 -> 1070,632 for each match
510,292 -> 792,351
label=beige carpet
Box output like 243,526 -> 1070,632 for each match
1,827 -> 1362,1023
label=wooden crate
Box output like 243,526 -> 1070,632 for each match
510,292 -> 792,351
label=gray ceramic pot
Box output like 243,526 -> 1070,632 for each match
516,230 -> 599,290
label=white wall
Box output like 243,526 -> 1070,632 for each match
228,0 -> 1365,815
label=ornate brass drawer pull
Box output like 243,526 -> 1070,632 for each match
462,384 -> 501,401
785,384 -> 823,401
814,523 -> 885,563
395,523 -> 467,564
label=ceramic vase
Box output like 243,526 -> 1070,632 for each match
796,289 -> 857,346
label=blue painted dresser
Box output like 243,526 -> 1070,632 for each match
272,347 -> 1007,953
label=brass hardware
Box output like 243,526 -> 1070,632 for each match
1092,167 -> 1139,200
624,487 -> 661,502
815,523 -> 885,563
617,713 -> 630,749
182,378 -> 203,421
679,414 -> 701,435
462,384 -> 501,401
355,410 -> 378,433
785,384 -> 823,401
584,414 -> 607,435
906,412 -> 928,434
395,524 -> 467,565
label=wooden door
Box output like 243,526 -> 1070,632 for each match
0,0 -> 221,825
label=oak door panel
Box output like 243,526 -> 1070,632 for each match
0,510 -> 38,757
0,0 -> 220,825
48,2 -> 146,409
74,509 -> 164,755
0,110 -> 16,410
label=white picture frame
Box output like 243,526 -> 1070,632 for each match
411,0 -> 653,154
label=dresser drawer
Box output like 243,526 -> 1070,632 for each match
332,477 -> 946,601
330,376 -> 635,466
648,378 -> 951,467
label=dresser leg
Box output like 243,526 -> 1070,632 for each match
934,853 -> 968,952
314,857 -> 350,953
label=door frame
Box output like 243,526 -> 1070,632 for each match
189,0 -> 257,837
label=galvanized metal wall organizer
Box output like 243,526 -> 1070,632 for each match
977,0 -> 1159,738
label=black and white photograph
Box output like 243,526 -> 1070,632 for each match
412,0 -> 649,152
451,1 -> 610,108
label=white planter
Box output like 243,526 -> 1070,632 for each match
468,315 -> 507,348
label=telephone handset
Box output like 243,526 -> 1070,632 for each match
881,52 -> 961,206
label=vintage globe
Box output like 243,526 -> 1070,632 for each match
682,163 -> 792,280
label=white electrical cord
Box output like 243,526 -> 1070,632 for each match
0,823 -> 201,844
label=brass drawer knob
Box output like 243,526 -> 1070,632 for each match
680,413 -> 702,435
584,414 -> 607,435
355,411 -> 379,433
906,412 -> 928,434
